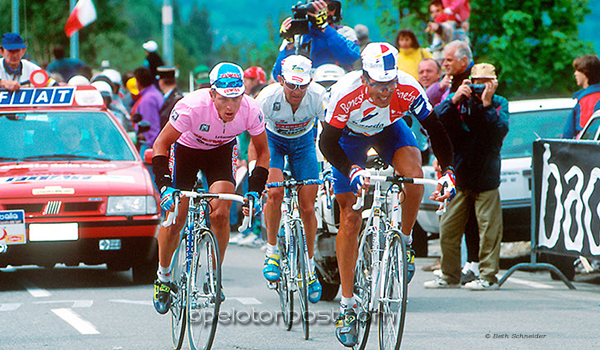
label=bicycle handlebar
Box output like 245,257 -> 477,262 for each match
266,178 -> 323,189
162,191 -> 249,228
351,174 -> 441,211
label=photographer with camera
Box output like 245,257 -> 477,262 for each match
424,63 -> 509,291
272,0 -> 360,79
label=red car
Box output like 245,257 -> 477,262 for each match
0,85 -> 160,283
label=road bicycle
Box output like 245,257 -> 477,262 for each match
351,171 -> 439,350
266,177 -> 322,340
163,189 -> 251,350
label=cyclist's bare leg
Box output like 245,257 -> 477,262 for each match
298,184 -> 319,258
336,192 -> 362,298
391,146 -> 423,237
208,180 -> 235,261
264,168 -> 284,246
157,197 -> 190,269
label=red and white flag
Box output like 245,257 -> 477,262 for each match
64,0 -> 97,38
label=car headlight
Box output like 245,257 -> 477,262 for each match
107,196 -> 158,215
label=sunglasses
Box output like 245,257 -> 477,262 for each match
284,81 -> 310,91
213,78 -> 243,89
365,77 -> 397,93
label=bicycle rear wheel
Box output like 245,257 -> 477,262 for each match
170,235 -> 187,350
294,221 -> 310,340
378,233 -> 408,350
277,230 -> 294,331
352,229 -> 373,350
187,230 -> 222,350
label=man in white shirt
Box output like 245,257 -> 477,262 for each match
0,33 -> 42,91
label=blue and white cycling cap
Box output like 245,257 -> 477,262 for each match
361,42 -> 398,82
209,62 -> 245,98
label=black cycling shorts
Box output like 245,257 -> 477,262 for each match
170,141 -> 237,191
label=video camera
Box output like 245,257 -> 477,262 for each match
280,1 -> 342,40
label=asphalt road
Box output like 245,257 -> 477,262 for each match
1,244 -> 599,350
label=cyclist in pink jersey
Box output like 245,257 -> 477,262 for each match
150,62 -> 270,314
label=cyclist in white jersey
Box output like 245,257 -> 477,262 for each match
255,55 -> 328,303
150,62 -> 270,314
319,43 -> 456,347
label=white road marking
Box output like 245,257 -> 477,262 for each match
110,299 -> 153,306
51,308 -> 99,335
0,303 -> 21,311
35,300 -> 93,308
232,297 -> 262,305
19,278 -> 51,297
506,277 -> 555,289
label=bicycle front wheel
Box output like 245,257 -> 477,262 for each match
294,221 -> 310,340
170,235 -> 187,350
378,233 -> 408,350
352,229 -> 373,350
277,229 -> 293,331
187,230 -> 222,350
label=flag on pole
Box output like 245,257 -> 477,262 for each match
65,0 -> 97,38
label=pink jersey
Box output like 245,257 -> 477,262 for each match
169,89 -> 265,150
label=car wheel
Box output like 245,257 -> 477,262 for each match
316,269 -> 340,301
132,253 -> 158,285
412,222 -> 429,257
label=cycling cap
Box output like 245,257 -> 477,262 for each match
471,63 -> 496,79
281,55 -> 312,85
209,62 -> 245,97
67,75 -> 90,86
361,42 -> 398,82
313,64 -> 346,84
244,66 -> 267,84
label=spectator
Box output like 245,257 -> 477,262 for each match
418,58 -> 442,90
395,29 -> 433,80
424,63 -> 509,290
243,66 -> 267,97
142,40 -> 165,84
272,0 -> 360,79
0,33 -> 43,91
426,39 -> 473,105
156,66 -> 183,130
131,67 -> 164,149
563,54 -> 600,139
351,24 -> 371,70
47,45 -> 86,82
193,64 -> 211,89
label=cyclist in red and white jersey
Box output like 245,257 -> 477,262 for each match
255,55 -> 327,303
151,62 -> 270,314
319,42 -> 455,347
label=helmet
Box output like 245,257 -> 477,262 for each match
313,64 -> 346,89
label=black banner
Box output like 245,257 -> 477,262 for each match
533,140 -> 600,258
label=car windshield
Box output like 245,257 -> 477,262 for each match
502,108 -> 572,159
0,111 -> 137,162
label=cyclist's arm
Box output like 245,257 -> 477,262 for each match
249,130 -> 270,170
420,110 -> 454,173
319,123 -> 355,177
152,123 -> 182,191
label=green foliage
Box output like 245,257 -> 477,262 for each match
471,0 -> 594,98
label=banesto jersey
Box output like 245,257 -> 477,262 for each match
255,82 -> 327,139
325,70 -> 432,136
169,89 -> 265,150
